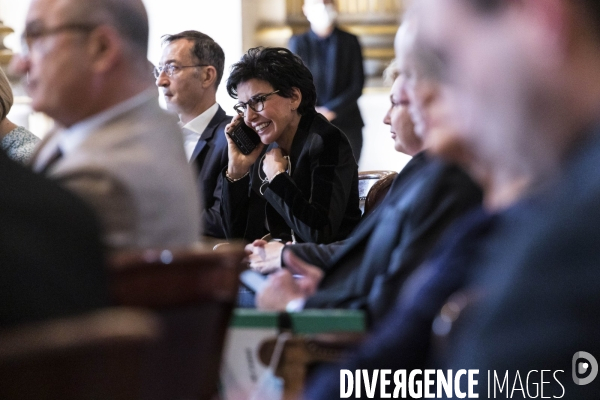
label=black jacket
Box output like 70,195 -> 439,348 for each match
290,152 -> 483,324
190,106 -> 231,238
220,111 -> 361,244
289,27 -> 365,131
0,149 -> 108,327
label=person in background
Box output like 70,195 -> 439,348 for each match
249,25 -> 481,325
289,0 -> 365,162
221,47 -> 361,244
10,0 -> 200,251
0,67 -> 39,163
156,30 -> 230,239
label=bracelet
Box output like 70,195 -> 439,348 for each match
268,169 -> 287,183
225,169 -> 249,183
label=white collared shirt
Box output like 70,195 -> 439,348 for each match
33,88 -> 157,172
181,102 -> 219,161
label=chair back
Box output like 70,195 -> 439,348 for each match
358,170 -> 398,216
109,244 -> 247,400
0,308 -> 159,400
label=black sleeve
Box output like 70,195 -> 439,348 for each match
263,131 -> 358,243
285,241 -> 347,270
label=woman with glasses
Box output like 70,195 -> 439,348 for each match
221,47 -> 361,244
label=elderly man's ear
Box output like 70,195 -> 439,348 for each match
87,25 -> 124,73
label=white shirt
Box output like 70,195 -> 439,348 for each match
33,89 -> 156,172
180,102 -> 219,161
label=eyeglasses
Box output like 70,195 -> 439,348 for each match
233,90 -> 280,116
153,63 -> 209,78
21,23 -> 97,57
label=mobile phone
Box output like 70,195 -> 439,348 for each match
228,121 -> 261,155
240,270 -> 268,293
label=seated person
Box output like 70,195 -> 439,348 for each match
221,47 -> 361,244
0,148 -> 108,328
12,0 -> 200,250
0,67 -> 39,163
248,40 -> 482,325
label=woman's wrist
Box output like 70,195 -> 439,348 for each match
268,169 -> 287,183
226,169 -> 250,182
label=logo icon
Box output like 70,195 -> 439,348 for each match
572,351 -> 598,385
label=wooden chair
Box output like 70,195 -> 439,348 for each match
0,308 -> 160,400
358,170 -> 398,216
109,244 -> 247,400
258,332 -> 366,400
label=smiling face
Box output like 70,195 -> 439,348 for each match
20,0 -> 96,126
383,75 -> 422,155
236,78 -> 302,146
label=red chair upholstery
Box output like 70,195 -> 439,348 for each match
109,244 -> 247,400
358,170 -> 398,216
0,308 -> 159,400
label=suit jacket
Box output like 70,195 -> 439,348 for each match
439,127 -> 600,398
189,106 -> 231,238
304,208 -> 494,400
291,152 -> 483,324
220,111 -> 361,244
0,149 -> 108,328
289,28 -> 365,131
33,91 -> 201,251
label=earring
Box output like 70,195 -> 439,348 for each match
291,107 -> 297,111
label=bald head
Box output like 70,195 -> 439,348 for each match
66,0 -> 149,58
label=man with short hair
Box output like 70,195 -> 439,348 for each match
156,31 -> 230,238
12,0 -> 200,250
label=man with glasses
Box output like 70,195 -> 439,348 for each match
11,0 -> 200,250
156,31 -> 230,238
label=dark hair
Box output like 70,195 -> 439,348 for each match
226,47 -> 317,115
161,30 -> 225,88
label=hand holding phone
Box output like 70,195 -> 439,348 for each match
227,120 -> 261,155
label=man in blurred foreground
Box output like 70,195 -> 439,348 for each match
12,0 -> 200,250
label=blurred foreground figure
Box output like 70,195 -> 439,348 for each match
11,0 -> 200,250
0,149 -> 108,328
412,0 -> 600,397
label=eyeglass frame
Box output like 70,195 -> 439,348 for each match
233,90 -> 280,116
21,23 -> 98,57
153,63 -> 209,79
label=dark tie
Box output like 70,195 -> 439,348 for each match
38,147 -> 63,175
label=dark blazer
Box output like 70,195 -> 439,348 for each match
0,149 -> 108,328
288,28 -> 364,131
220,111 -> 361,244
189,105 -> 231,238
438,128 -> 600,398
304,208 -> 494,400
291,152 -> 483,324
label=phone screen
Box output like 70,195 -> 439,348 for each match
228,122 -> 261,155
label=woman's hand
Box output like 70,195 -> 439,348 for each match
224,115 -> 264,179
262,148 -> 288,182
